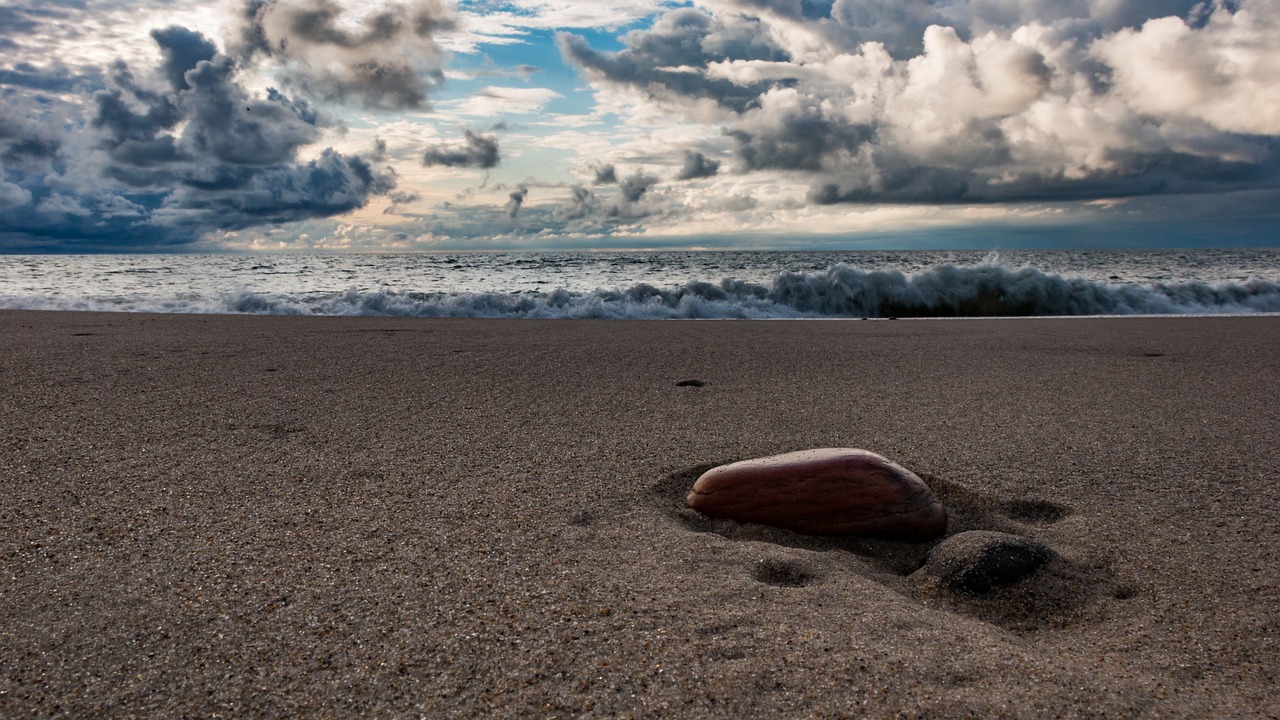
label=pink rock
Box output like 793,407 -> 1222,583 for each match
687,448 -> 946,540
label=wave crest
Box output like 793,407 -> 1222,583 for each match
4,262 -> 1279,318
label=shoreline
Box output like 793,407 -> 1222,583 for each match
3,310 -> 1278,717
5,307 -> 1280,320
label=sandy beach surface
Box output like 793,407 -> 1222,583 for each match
2,310 -> 1278,718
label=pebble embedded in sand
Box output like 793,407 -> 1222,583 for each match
686,448 -> 947,540
920,530 -> 1053,595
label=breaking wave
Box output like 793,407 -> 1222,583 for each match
5,263 -> 1280,318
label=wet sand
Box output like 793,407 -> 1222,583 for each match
2,310 -> 1278,718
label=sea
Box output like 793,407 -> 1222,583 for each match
1,249 -> 1279,319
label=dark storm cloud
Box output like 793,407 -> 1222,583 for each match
382,184 -> 421,215
91,61 -> 183,152
422,131 -> 500,169
619,171 -> 659,202
0,26 -> 395,250
557,8 -> 784,112
236,0 -> 455,110
554,185 -> 596,222
827,0 -> 961,57
0,63 -> 102,93
593,163 -> 618,185
151,26 -> 219,91
268,0 -> 452,45
704,0 -> 956,58
505,184 -> 528,218
91,46 -> 323,170
714,0 -> 1207,58
721,0 -> 834,19
181,62 -> 323,166
807,139 -> 1280,205
544,174 -> 671,228
676,150 -> 721,180
0,100 -> 64,170
155,149 -> 394,230
318,60 -> 430,109
726,113 -> 873,173
808,168 -> 973,204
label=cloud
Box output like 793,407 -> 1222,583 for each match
482,1 -> 678,31
0,2 -> 84,47
558,0 -> 1280,206
446,0 -> 681,52
676,149 -> 720,179
421,130 -> 501,168
0,180 -> 32,208
91,45 -> 326,171
1092,4 -> 1280,136
554,185 -> 598,222
524,169 -> 674,230
505,184 -> 528,217
557,8 -> 785,112
442,86 -> 563,117
151,149 -> 394,230
5,0 -> 1277,249
593,163 -> 618,184
0,62 -> 101,94
619,170 -> 659,201
236,0 -> 455,110
150,26 -> 219,91
0,98 -> 65,171
0,25 -> 395,250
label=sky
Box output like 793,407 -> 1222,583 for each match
1,0 -> 1279,252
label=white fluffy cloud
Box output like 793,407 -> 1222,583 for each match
239,0 -> 455,109
561,0 -> 1280,205
1093,0 -> 1280,136
442,86 -> 563,116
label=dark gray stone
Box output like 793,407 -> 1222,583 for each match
921,531 -> 1054,595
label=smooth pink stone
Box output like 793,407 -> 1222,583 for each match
687,448 -> 946,540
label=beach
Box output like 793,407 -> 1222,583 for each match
2,310 -> 1277,718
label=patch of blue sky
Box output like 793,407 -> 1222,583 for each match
445,28 -> 595,117
456,0 -> 538,18
445,16 -> 697,122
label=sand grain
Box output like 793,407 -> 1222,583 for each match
2,311 -> 1278,718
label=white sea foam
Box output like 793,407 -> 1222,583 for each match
4,259 -> 1278,318
2,252 -> 1280,319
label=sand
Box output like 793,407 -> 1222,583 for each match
1,310 -> 1277,718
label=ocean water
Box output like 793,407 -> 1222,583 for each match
1,249 -> 1278,319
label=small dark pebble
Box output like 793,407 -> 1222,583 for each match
675,379 -> 705,387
